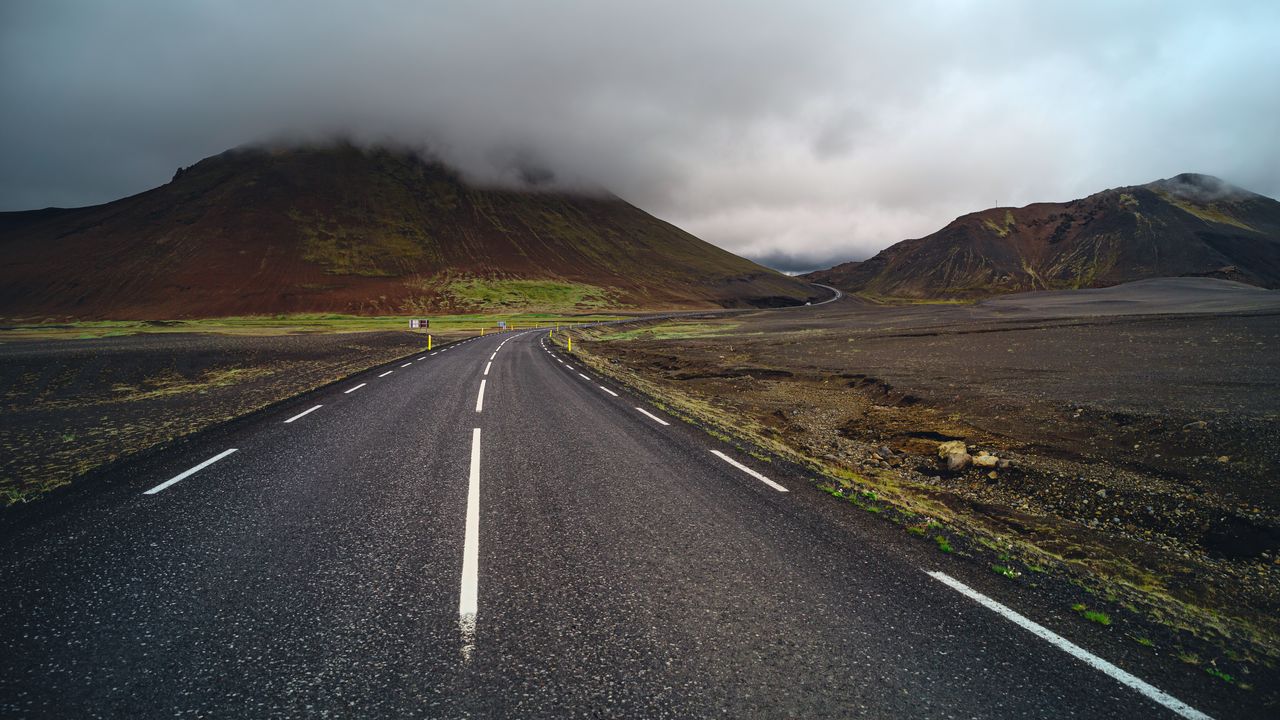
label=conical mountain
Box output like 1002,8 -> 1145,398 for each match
0,143 -> 818,318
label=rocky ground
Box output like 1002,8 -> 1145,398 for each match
0,331 -> 432,504
573,279 -> 1280,681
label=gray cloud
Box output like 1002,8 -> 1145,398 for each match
3,0 -> 1278,268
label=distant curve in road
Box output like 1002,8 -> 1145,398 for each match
810,281 -> 844,304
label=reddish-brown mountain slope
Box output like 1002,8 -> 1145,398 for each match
804,174 -> 1280,298
0,144 -> 818,319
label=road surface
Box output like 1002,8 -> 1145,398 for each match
0,323 -> 1244,718
810,282 -> 844,304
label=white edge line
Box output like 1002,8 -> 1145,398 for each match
378,370 -> 394,377
144,448 -> 238,495
578,373 -> 590,380
925,571 -> 1212,720
484,361 -> 492,376
599,386 -> 618,397
710,450 -> 788,492
284,404 -> 322,423
635,407 -> 670,426
475,379 -> 486,413
344,382 -> 367,394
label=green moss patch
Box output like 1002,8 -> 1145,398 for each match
441,278 -> 620,311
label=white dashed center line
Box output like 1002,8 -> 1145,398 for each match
599,386 -> 619,397
710,450 -> 788,492
378,370 -> 394,378
144,448 -> 238,495
925,571 -> 1210,720
459,427 -> 481,659
484,361 -> 492,376
578,373 -> 591,381
401,362 -> 412,368
344,383 -> 367,394
284,404 -> 322,423
475,379 -> 487,413
635,407 -> 670,426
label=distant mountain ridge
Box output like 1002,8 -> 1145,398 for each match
804,174 -> 1280,298
0,143 -> 818,319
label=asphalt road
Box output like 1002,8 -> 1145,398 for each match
0,321 -> 1250,718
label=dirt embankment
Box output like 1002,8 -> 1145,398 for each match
0,331 -> 430,504
572,280 -> 1280,673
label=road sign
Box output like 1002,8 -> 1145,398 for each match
497,321 -> 507,329
410,319 -> 430,329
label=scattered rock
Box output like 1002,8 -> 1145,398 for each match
973,454 -> 999,468
996,458 -> 1015,469
937,440 -> 967,459
875,445 -> 894,459
1217,455 -> 1230,463
987,471 -> 999,480
1182,420 -> 1208,431
944,451 -> 972,472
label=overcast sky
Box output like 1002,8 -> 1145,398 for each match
3,1 -> 1278,271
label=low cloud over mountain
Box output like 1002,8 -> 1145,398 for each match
3,1 -> 1279,270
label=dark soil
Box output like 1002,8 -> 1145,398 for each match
0,331 -> 427,504
579,279 -> 1280,661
